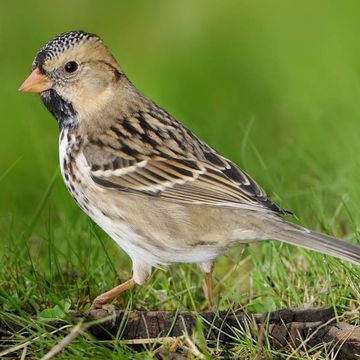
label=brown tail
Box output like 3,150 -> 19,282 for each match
270,220 -> 360,265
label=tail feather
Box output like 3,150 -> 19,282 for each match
271,221 -> 360,265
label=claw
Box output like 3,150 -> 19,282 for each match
89,303 -> 117,327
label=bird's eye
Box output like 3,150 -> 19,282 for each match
64,61 -> 78,73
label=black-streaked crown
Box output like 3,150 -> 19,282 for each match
33,31 -> 100,69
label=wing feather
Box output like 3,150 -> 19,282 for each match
83,109 -> 291,214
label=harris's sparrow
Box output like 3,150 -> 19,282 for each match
20,31 -> 360,308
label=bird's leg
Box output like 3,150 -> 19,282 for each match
91,278 -> 137,309
91,259 -> 152,309
198,260 -> 215,310
204,271 -> 214,309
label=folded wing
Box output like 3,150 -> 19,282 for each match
83,109 -> 290,214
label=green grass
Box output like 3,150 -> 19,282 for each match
1,0 -> 360,358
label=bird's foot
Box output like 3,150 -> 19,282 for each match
91,294 -> 110,310
90,299 -> 117,327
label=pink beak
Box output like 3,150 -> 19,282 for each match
19,68 -> 53,93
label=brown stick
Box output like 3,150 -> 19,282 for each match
1,307 -> 359,359
66,307 -> 360,358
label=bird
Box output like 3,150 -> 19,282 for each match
19,30 -> 360,309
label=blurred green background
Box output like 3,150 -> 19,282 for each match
1,0 -> 360,294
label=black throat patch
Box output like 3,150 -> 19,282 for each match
40,89 -> 77,128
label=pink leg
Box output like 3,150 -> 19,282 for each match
204,271 -> 214,309
91,278 -> 136,309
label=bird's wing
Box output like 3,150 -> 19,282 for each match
83,108 -> 290,214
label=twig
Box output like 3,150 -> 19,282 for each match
0,324 -> 72,358
41,322 -> 84,360
20,345 -> 27,360
183,335 -> 205,359
99,336 -> 179,345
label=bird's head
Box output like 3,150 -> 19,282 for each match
20,31 -> 123,127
